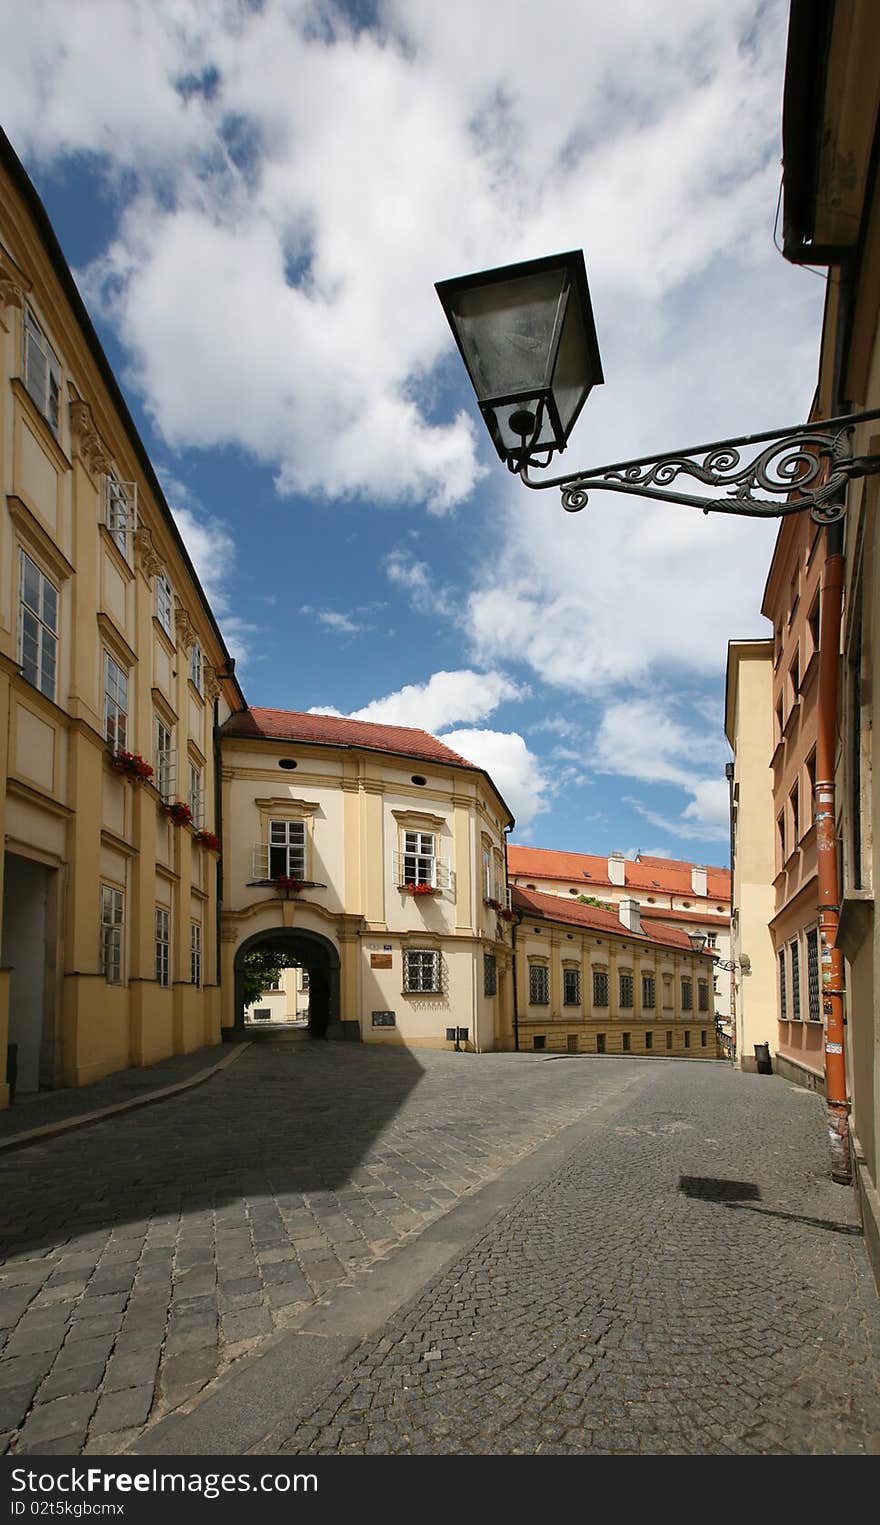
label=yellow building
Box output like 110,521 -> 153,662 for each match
218,707 -> 515,1050
511,886 -> 718,1057
0,128 -> 244,1103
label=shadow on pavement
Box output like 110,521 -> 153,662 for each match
679,1174 -> 862,1237
0,1041 -> 426,1259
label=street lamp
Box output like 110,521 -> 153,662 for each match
436,250 -> 880,522
686,930 -> 749,973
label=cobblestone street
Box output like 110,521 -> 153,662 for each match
1,1045 -> 879,1456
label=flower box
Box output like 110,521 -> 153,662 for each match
195,830 -> 221,852
110,750 -> 154,783
485,897 -> 502,912
399,882 -> 440,897
163,800 -> 194,827
500,908 -> 515,922
273,875 -> 305,894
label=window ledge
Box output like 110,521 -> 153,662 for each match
837,891 -> 875,962
782,700 -> 801,738
770,738 -> 785,769
799,648 -> 819,695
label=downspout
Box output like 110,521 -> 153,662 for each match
816,520 -> 851,1182
504,824 -> 520,1052
213,695 -> 223,990
725,760 -> 736,1060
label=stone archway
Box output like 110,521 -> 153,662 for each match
231,926 -> 349,1040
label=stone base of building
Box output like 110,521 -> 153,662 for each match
852,1131 -> 880,1298
773,1051 -> 825,1092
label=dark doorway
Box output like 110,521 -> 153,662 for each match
230,928 -> 351,1042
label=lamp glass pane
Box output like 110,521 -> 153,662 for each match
552,288 -> 595,436
488,398 -> 558,458
450,270 -> 566,401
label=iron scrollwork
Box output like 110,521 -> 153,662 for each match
521,408 -> 880,523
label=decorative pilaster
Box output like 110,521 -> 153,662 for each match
68,397 -> 111,479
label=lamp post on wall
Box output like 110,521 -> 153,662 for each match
435,250 -> 880,522
437,249 -> 876,1178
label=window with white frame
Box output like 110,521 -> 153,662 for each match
269,818 -> 306,879
23,306 -> 60,435
563,968 -> 581,1006
806,928 -> 820,1022
156,573 -> 174,638
402,830 -> 435,887
104,472 -> 135,556
403,948 -> 441,994
155,715 -> 174,801
529,964 -> 549,1005
188,759 -> 205,829
190,641 -> 203,693
100,885 -> 124,985
706,932 -> 717,949
104,652 -> 129,751
190,922 -> 202,988
155,908 -> 171,987
19,550 -> 58,701
483,845 -> 493,900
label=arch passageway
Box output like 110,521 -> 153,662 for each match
231,926 -> 343,1040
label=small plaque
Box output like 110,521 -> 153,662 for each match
372,1010 -> 396,1027
370,953 -> 393,969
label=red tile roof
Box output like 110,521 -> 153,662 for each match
510,886 -> 712,956
639,906 -> 729,929
507,845 -> 730,902
221,706 -> 477,768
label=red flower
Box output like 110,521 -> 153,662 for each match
273,874 -> 304,893
164,800 -> 194,826
196,830 -> 221,852
110,750 -> 154,782
399,882 -> 439,896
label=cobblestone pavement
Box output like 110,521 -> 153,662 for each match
267,1063 -> 880,1457
0,1041 -> 646,1454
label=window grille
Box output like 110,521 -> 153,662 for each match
483,953 -> 497,997
681,977 -> 693,1011
593,970 -> 609,1006
698,981 -> 708,1012
563,968 -> 581,1006
806,929 -> 820,1022
790,938 -> 801,1020
619,972 -> 634,1008
403,949 -> 441,994
529,965 -> 549,1005
778,948 -> 787,1020
642,974 -> 655,1009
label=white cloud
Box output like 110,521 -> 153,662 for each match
309,667 -> 522,732
314,610 -> 364,636
384,550 -> 457,619
169,502 -> 257,666
595,697 -> 728,843
437,727 -> 549,831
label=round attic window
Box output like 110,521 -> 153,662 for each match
411,775 -> 427,786
278,759 -> 298,770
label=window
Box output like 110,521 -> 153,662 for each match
404,948 -> 441,994
269,819 -> 306,879
665,1031 -> 672,1050
778,947 -> 787,1020
155,908 -> 171,988
684,1030 -> 691,1049
100,886 -> 124,984
483,953 -> 497,997
698,981 -> 708,1013
567,1035 -> 578,1053
563,969 -> 581,1006
808,591 -> 821,656
622,1032 -> 631,1051
701,1030 -> 708,1048
155,716 -> 174,801
619,972 -> 634,1008
681,977 -> 693,1011
642,974 -> 655,1009
593,970 -> 609,1006
156,574 -> 174,638
190,923 -> 202,988
19,551 -> 58,701
777,813 -> 786,868
23,307 -> 60,434
806,749 -> 816,821
596,1034 -> 606,1054
790,937 -> 801,1021
402,831 -> 435,887
529,965 -> 549,1005
190,641 -> 203,693
806,929 -> 820,1023
533,1035 -> 546,1051
645,1031 -> 653,1050
706,933 -> 717,950
483,846 -> 493,900
104,473 -> 135,556
790,784 -> 799,846
775,699 -> 784,743
789,653 -> 800,706
188,760 -> 205,829
104,653 -> 128,752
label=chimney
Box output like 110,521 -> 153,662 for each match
618,897 -> 643,935
691,864 -> 708,897
608,851 -> 626,886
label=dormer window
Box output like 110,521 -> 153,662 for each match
23,307 -> 60,436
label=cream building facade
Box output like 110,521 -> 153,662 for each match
511,886 -> 718,1057
0,129 -> 244,1104
219,707 -> 515,1051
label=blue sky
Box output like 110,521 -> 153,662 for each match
3,0 -> 826,854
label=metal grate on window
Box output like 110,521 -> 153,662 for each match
529,965 -> 549,1005
806,929 -> 820,1022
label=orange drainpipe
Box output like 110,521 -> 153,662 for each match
814,538 -> 851,1184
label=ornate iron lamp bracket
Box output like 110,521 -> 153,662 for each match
517,408 -> 880,523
